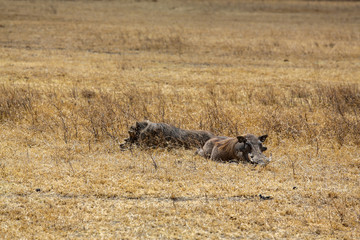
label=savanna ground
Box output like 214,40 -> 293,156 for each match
0,0 -> 359,238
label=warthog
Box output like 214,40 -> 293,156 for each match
196,134 -> 270,165
120,120 -> 215,149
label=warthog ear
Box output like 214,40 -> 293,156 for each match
237,136 -> 247,143
135,121 -> 147,130
259,135 -> 268,142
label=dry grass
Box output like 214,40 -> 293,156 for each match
0,0 -> 360,239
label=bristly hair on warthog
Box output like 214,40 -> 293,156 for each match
196,134 -> 271,165
120,120 -> 215,150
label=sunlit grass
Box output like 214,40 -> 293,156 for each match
0,0 -> 359,239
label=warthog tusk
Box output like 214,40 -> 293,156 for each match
248,153 -> 256,163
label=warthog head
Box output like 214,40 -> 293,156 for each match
126,121 -> 149,143
237,134 -> 270,165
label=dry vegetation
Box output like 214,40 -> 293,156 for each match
0,0 -> 360,239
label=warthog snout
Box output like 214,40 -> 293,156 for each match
240,134 -> 270,165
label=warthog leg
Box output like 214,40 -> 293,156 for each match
194,148 -> 207,158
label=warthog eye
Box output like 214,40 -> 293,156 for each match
261,146 -> 267,152
244,142 -> 252,151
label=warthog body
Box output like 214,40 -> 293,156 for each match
120,120 -> 215,149
197,134 -> 270,165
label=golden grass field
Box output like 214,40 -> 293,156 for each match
0,0 -> 360,238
